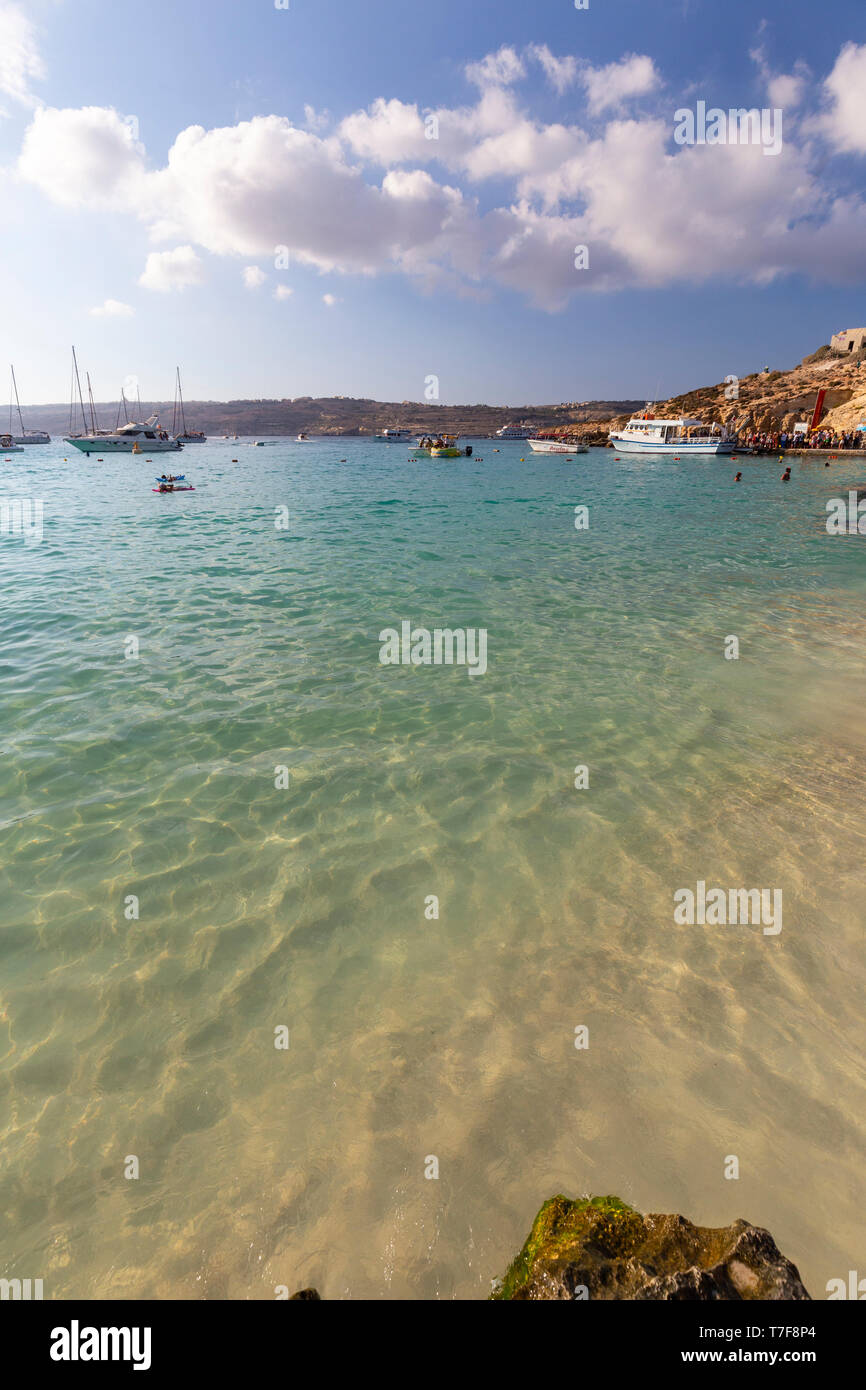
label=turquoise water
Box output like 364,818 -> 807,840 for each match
1,437 -> 865,1299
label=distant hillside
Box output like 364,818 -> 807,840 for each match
20,397 -> 644,438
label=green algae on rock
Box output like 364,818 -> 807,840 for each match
492,1195 -> 811,1300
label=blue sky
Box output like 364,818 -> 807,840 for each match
2,0 -> 866,406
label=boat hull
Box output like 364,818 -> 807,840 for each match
64,437 -> 182,453
528,440 -> 588,453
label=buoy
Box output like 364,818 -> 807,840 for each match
97,458 -> 103,462
232,458 -> 238,462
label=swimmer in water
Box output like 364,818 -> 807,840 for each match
781,468 -> 791,481
734,472 -> 742,481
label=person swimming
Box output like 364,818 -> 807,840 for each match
781,467 -> 791,481
734,472 -> 742,481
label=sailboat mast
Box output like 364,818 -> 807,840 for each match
85,372 -> 98,434
72,347 -> 88,434
11,365 -> 25,436
177,367 -> 188,435
172,368 -> 178,436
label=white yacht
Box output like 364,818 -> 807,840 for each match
496,423 -> 534,439
65,415 -> 182,454
375,427 -> 413,440
528,437 -> 588,454
609,409 -> 735,454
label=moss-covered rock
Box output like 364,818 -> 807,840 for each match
492,1195 -> 811,1300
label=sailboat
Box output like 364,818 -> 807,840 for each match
172,367 -> 206,442
9,365 -> 50,443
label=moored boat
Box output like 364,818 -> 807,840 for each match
496,423 -> 534,439
172,367 -> 206,441
527,436 -> 588,453
609,407 -> 734,454
8,366 -> 50,442
412,433 -> 473,458
66,415 -> 182,454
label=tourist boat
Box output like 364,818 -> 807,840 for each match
1,432 -> 24,451
65,416 -> 182,454
411,434 -> 472,459
172,368 -> 206,442
375,427 -> 413,440
495,423 -> 534,439
609,408 -> 735,454
296,433 -> 312,441
8,366 -> 50,442
528,436 -> 588,454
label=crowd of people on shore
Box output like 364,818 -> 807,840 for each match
737,427 -> 864,451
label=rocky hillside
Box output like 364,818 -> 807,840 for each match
627,344 -> 866,435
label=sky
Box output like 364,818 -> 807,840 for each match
2,0 -> 866,406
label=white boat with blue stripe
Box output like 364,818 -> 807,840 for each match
610,408 -> 735,455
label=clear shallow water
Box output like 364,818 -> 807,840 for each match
1,437 -> 865,1299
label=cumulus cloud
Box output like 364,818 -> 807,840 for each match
274,284 -> 293,300
0,3 -> 44,110
528,44 -> 578,95
18,105 -> 144,204
139,246 -> 204,292
322,293 -> 339,306
816,42 -> 866,153
581,54 -> 660,115
466,46 -> 525,89
14,43 -> 866,311
89,299 -> 134,317
243,265 -> 266,288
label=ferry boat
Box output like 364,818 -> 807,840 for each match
496,423 -> 534,439
375,427 -> 413,440
528,436 -> 588,454
65,415 -> 182,454
609,408 -> 734,454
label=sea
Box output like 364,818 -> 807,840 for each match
1,436 -> 865,1299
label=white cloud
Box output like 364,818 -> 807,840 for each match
322,293 -> 339,306
768,72 -> 806,108
0,3 -> 44,110
581,54 -> 660,115
274,284 -> 293,300
466,46 -> 525,89
242,265 -> 266,289
89,298 -> 134,317
15,43 -> 866,313
18,105 -> 144,204
817,42 -> 866,153
528,44 -> 577,95
139,245 -> 203,292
